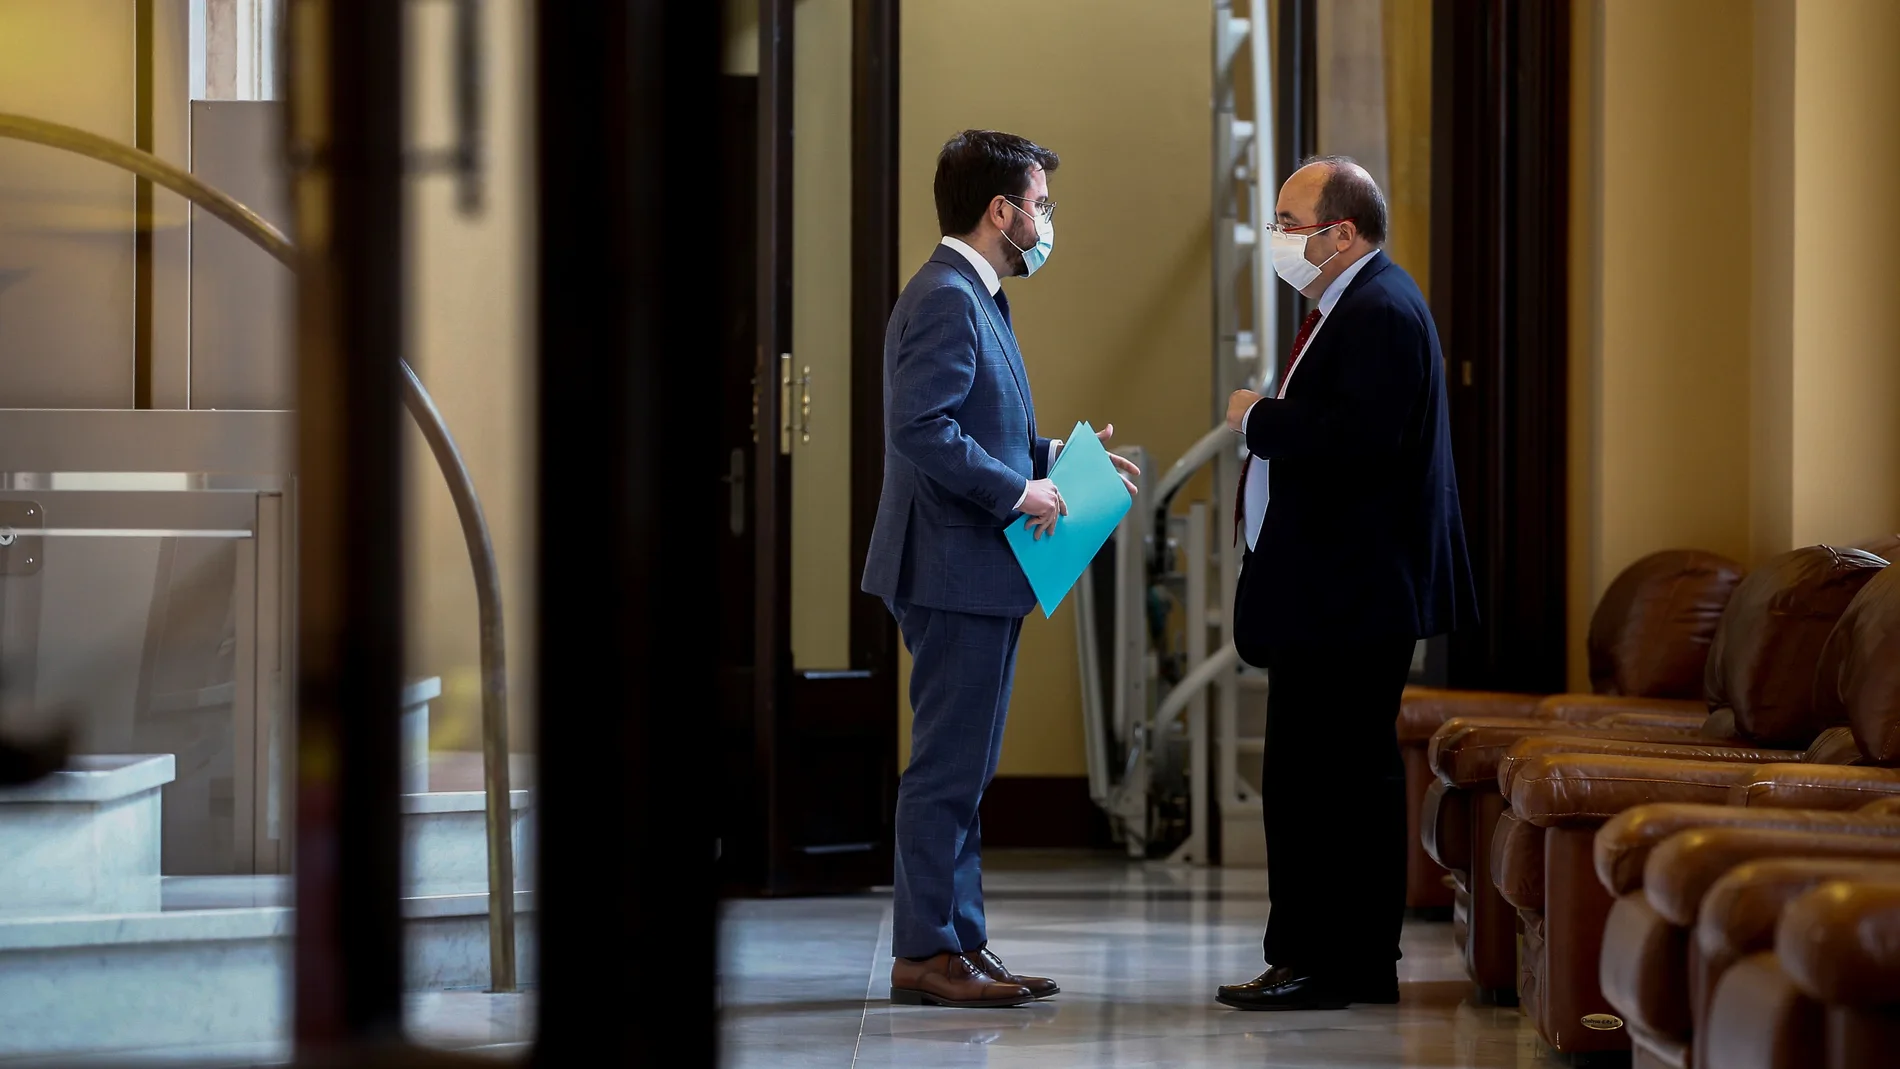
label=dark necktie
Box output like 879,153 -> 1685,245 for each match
991,287 -> 1034,446
1233,308 -> 1325,547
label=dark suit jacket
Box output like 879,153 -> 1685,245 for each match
1235,250 -> 1476,660
860,245 -> 1054,617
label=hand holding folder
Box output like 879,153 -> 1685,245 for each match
1004,421 -> 1137,618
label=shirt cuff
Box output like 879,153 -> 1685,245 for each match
1051,438 -> 1064,461
1242,401 -> 1257,433
1014,479 -> 1031,511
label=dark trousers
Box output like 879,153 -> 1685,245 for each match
1259,634 -> 1417,975
887,600 -> 1024,960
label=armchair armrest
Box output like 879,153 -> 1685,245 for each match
1696,859 -> 1900,1019
1778,878 -> 1900,1006
1597,802 -> 1900,895
1645,826 -> 1900,925
1593,710 -> 1709,732
1730,763 -> 1900,810
1428,717 -> 1695,789
1498,736 -> 1802,799
1396,687 -> 1541,744
1509,753 -> 1759,829
1533,693 -> 1707,724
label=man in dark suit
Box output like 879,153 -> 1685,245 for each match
862,130 -> 1139,1008
1215,156 -> 1476,1011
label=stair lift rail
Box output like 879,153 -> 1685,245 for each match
1075,0 -> 1276,866
0,112 -> 518,991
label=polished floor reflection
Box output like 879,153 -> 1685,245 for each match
720,853 -> 1542,1068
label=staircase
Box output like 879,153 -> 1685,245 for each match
0,679 -> 535,1061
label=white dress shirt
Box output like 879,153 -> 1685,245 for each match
1242,250 -> 1379,550
939,235 -> 1060,511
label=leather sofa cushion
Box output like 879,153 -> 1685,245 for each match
1535,693 -> 1709,724
1510,754 -> 1756,828
1831,563 -> 1900,764
1590,549 -> 1743,700
1695,859 -> 1900,1025
1776,877 -> 1900,1006
1490,806 -> 1544,910
1601,893 -> 1691,1040
1421,778 -> 1470,872
1498,736 -> 1801,800
1701,953 -> 1822,1069
1430,717 -> 1696,789
1596,803 -> 1900,897
1703,545 -> 1885,747
1645,826 -> 1900,925
1729,762 -> 1900,810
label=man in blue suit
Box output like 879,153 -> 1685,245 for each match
862,130 -> 1139,1008
1214,157 -> 1476,1011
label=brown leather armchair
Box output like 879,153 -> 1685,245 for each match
1702,873 -> 1900,1069
1399,550 -> 1742,914
1592,798 -> 1900,1068
1492,546 -> 1893,1054
1422,546 -> 1851,1002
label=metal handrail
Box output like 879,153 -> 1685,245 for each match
1154,424 -> 1233,510
0,112 -> 517,990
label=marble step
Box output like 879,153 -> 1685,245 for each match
0,754 -> 175,921
0,876 -> 537,1060
404,788 -> 534,898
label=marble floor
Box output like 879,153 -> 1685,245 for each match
720,852 -> 1547,1069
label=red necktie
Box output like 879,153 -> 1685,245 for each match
1234,309 -> 1325,546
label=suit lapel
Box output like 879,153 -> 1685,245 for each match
937,246 -> 1037,444
1286,251 -> 1393,398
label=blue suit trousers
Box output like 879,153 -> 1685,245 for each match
888,599 -> 1023,960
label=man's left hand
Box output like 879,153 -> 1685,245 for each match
1226,390 -> 1262,433
1094,423 -> 1141,497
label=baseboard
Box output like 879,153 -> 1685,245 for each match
979,776 -> 1114,849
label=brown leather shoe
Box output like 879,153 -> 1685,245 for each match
971,945 -> 1060,998
890,952 -> 1033,1008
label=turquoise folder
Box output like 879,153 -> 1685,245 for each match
1004,420 -> 1134,618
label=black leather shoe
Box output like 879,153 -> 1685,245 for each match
1215,966 -> 1398,1011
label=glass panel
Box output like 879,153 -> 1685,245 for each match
401,0 -> 537,1051
1315,0 -> 1432,296
0,2 -> 302,1061
789,0 -> 854,671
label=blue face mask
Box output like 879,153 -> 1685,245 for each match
1001,197 -> 1055,276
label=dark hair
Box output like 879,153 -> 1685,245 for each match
1303,154 -> 1388,246
933,130 -> 1060,236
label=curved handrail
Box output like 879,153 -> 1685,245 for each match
0,112 -> 516,990
1154,423 -> 1233,509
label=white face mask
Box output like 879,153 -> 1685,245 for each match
1269,222 -> 1343,291
1001,198 -> 1055,276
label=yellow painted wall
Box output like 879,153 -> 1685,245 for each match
403,0 -> 537,754
1786,0 -> 1900,548
1567,0 -> 1900,689
898,0 -> 1214,776
1565,0 -> 1755,688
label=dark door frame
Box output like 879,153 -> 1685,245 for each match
1431,0 -> 1571,692
747,0 -> 901,895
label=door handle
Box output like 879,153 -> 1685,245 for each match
778,352 -> 793,455
798,365 -> 812,444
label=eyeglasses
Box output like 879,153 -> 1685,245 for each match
1264,216 -> 1353,237
1004,194 -> 1058,223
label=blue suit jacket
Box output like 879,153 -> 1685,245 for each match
1234,250 -> 1477,656
861,246 -> 1053,617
